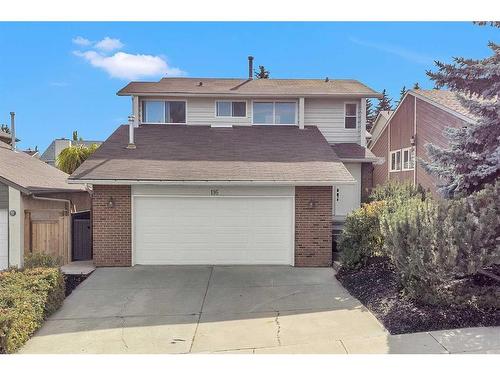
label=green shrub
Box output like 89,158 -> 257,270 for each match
24,253 -> 62,269
381,181 -> 500,307
0,267 -> 65,353
338,201 -> 385,269
369,180 -> 428,205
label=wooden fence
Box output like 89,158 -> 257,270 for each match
24,209 -> 71,264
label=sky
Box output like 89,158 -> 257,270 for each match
0,22 -> 497,152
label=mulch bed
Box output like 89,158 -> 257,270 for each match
64,273 -> 90,296
336,258 -> 500,335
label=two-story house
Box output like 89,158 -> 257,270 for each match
368,89 -> 475,195
69,57 -> 381,267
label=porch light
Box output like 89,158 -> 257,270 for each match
308,199 -> 317,209
107,197 -> 115,209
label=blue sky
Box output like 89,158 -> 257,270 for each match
0,22 -> 497,151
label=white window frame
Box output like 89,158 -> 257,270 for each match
252,100 -> 298,125
402,147 -> 415,171
344,102 -> 359,129
389,150 -> 402,172
141,99 -> 188,125
214,100 -> 247,118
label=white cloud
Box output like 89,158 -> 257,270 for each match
72,36 -> 92,46
349,37 -> 433,66
94,37 -> 124,52
74,50 -> 185,80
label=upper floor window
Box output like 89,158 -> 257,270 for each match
142,100 -> 186,124
390,150 -> 401,172
216,101 -> 246,117
253,102 -> 297,125
344,103 -> 358,129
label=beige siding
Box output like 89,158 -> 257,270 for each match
304,98 -> 360,143
138,96 -> 362,144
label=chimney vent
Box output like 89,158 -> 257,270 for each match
248,56 -> 254,80
325,77 -> 329,82
197,81 -> 203,86
10,112 -> 16,151
126,115 -> 136,149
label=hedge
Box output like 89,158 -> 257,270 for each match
0,267 -> 65,353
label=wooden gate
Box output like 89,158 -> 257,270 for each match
72,211 -> 91,261
24,209 -> 70,264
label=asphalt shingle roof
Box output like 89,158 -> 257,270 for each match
70,125 -> 354,184
118,78 -> 381,98
0,141 -> 85,193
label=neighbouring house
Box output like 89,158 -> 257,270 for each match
23,148 -> 40,158
41,138 -> 103,166
69,57 -> 382,267
0,141 -> 91,270
368,89 -> 475,195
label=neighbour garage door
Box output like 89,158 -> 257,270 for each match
133,196 -> 294,265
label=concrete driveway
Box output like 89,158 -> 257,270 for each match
19,266 -> 500,354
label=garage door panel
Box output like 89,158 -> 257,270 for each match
134,196 -> 293,265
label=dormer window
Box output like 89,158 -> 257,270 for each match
142,100 -> 186,124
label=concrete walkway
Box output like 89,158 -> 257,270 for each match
19,266 -> 500,354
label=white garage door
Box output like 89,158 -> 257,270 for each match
0,209 -> 8,270
133,196 -> 294,265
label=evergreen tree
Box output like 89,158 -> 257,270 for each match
72,130 -> 78,141
254,65 -> 270,79
423,39 -> 500,197
374,89 -> 392,119
395,86 -> 407,107
366,99 -> 376,132
413,82 -> 420,90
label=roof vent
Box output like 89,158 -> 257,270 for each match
325,77 -> 329,82
197,81 -> 203,86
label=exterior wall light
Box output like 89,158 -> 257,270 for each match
410,135 -> 416,146
107,197 -> 115,208
308,199 -> 317,209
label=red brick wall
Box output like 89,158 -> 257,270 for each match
92,185 -> 132,266
295,186 -> 332,267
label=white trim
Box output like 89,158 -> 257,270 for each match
141,99 -> 188,125
298,97 -> 305,130
119,92 -> 381,99
214,100 -> 247,118
401,147 -> 415,171
69,179 -> 355,186
343,101 -> 359,129
251,100 -> 298,126
389,149 -> 402,172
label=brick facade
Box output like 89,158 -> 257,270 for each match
294,186 -> 333,267
92,185 -> 132,266
361,163 -> 373,203
92,184 -> 333,267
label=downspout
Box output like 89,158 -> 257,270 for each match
413,95 -> 417,185
31,195 -> 74,214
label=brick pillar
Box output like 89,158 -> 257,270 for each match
295,186 -> 333,267
92,185 -> 132,266
361,163 -> 373,203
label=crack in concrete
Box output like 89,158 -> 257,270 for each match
189,266 -> 214,353
120,317 -> 129,351
249,290 -> 302,313
275,311 -> 282,346
428,332 -> 450,353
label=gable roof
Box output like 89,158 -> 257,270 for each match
368,90 -> 475,149
412,89 -> 475,120
0,141 -> 84,194
69,125 -> 355,185
117,78 -> 382,98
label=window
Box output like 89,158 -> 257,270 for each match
402,147 -> 415,170
142,100 -> 186,124
390,150 -> 402,172
253,102 -> 297,125
216,101 -> 246,117
344,103 -> 358,129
